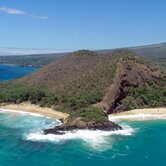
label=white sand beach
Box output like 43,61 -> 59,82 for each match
109,108 -> 166,121
0,103 -> 69,121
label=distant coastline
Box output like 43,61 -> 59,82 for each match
0,63 -> 41,67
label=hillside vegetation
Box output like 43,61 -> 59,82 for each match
0,50 -> 166,123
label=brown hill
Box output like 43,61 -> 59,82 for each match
0,50 -> 166,131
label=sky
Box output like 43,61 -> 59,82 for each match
0,0 -> 166,52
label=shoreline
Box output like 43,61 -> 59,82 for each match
109,108 -> 166,121
0,103 -> 69,122
1,105 -> 166,129
0,103 -> 122,134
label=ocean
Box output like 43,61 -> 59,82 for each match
0,64 -> 166,166
0,64 -> 37,82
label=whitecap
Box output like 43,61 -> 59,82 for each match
24,124 -> 135,150
0,109 -> 61,131
0,108 -> 136,150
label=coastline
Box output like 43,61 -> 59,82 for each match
0,103 -> 122,135
1,104 -> 166,132
109,108 -> 166,121
0,103 -> 69,122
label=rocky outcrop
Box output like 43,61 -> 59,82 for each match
44,117 -> 122,135
96,58 -> 165,114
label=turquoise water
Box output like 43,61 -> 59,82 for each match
0,64 -> 166,166
1,114 -> 166,166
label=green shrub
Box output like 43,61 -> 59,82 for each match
122,86 -> 166,110
77,107 -> 107,122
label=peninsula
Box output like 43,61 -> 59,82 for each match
0,50 -> 165,133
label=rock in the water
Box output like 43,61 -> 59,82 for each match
44,118 -> 122,135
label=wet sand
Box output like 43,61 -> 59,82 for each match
0,103 -> 69,121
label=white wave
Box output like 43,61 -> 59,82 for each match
0,109 -> 61,131
0,108 -> 44,117
0,108 -> 135,150
109,114 -> 166,122
25,125 -> 134,150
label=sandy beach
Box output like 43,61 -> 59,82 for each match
0,103 -> 69,122
109,108 -> 166,121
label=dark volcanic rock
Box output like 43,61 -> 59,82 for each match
44,118 -> 123,135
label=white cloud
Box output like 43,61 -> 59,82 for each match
0,7 -> 25,14
0,6 -> 48,20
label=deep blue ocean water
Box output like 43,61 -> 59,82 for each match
0,64 -> 37,82
0,64 -> 166,166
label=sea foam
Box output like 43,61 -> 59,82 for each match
25,125 -> 134,149
0,108 -> 135,150
0,108 -> 44,117
0,108 -> 62,131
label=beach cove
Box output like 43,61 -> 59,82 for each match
0,61 -> 166,166
1,106 -> 166,166
0,103 -> 69,122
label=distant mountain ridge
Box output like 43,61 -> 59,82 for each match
130,42 -> 166,59
99,42 -> 166,58
1,42 -> 166,57
98,43 -> 166,67
0,47 -> 72,56
0,42 -> 166,67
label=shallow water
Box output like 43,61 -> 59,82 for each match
1,111 -> 166,166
